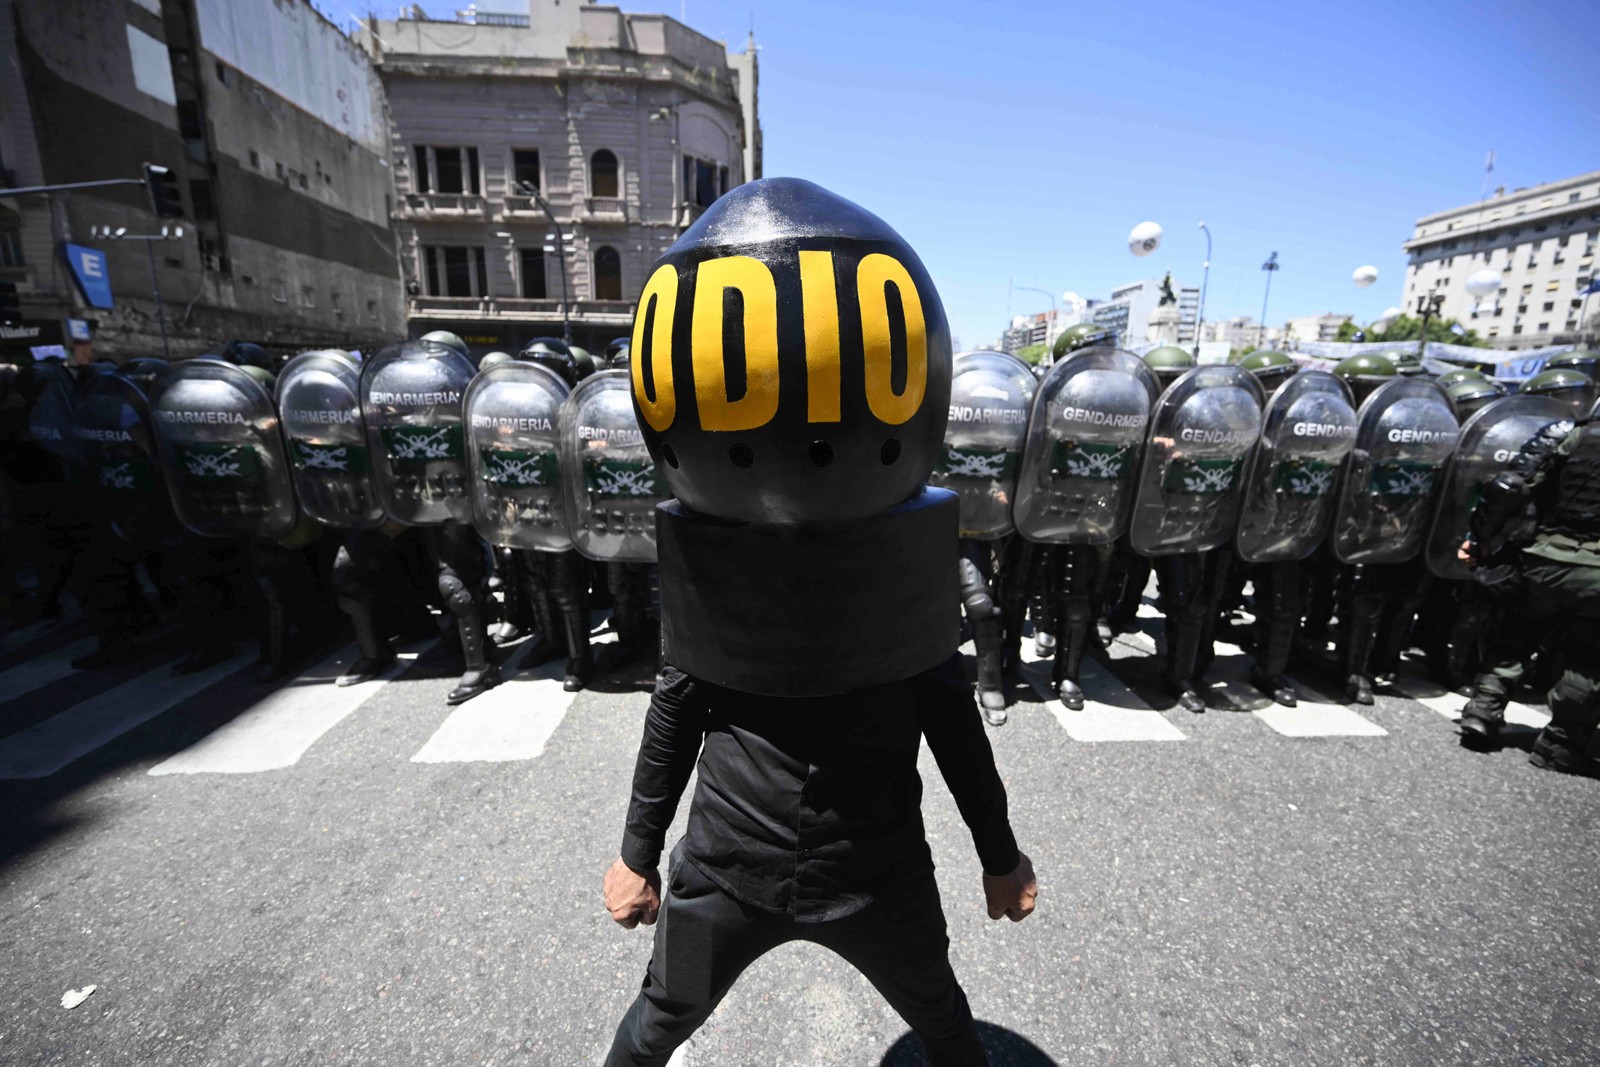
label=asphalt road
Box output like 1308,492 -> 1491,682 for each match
1,607 -> 1597,1067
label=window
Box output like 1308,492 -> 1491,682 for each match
1547,280 -> 1561,292
215,61 -> 229,85
367,299 -> 378,321
593,245 -> 622,300
188,179 -> 216,221
0,229 -> 23,268
177,100 -> 204,140
519,248 -> 547,299
301,286 -> 316,308
1538,323 -> 1549,332
422,245 -> 489,297
591,150 -> 619,198
1521,284 -> 1533,295
512,150 -> 541,193
719,164 -> 729,197
413,146 -> 481,195
249,149 -> 260,169
1488,327 -> 1499,338
1543,302 -> 1555,312
1572,192 -> 1582,202
1513,324 -> 1524,335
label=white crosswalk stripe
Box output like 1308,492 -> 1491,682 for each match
1017,653 -> 1189,742
1389,675 -> 1551,730
0,652 -> 254,779
0,636 -> 98,703
148,642 -> 434,776
409,634 -> 609,765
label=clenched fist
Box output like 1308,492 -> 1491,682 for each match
982,851 -> 1038,922
604,858 -> 662,929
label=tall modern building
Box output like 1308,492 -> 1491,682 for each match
0,0 -> 404,360
358,1 -> 761,353
1090,276 -> 1199,347
1403,170 -> 1600,350
1283,312 -> 1352,346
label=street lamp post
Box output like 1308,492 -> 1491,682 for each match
1259,251 -> 1279,348
1015,286 -> 1057,359
1195,221 -> 1212,358
515,181 -> 573,345
89,222 -> 183,360
1415,290 -> 1445,364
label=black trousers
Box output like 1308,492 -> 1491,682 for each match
604,854 -> 989,1067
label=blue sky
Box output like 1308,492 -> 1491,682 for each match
386,0 -> 1600,347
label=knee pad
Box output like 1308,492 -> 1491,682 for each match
438,569 -> 475,617
958,559 -> 998,619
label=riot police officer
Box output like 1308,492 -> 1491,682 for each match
1462,411 -> 1600,774
931,350 -> 1036,723
1232,351 -> 1356,706
1519,367 -> 1598,420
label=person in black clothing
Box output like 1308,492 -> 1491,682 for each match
603,661 -> 1035,1066
598,178 -> 1037,1067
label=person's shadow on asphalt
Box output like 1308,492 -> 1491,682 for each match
880,1021 -> 1060,1065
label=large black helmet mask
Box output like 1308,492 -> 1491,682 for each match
634,177 -> 959,696
631,177 -> 953,525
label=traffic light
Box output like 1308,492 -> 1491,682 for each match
143,162 -> 183,219
0,281 -> 19,323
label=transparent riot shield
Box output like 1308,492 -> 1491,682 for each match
1425,394 -> 1570,580
360,339 -> 475,526
26,361 -> 82,466
928,350 -> 1036,539
464,361 -> 572,551
1012,348 -> 1160,545
1331,377 -> 1460,565
276,351 -> 384,530
1128,364 -> 1264,557
1235,370 -> 1359,563
73,372 -> 179,546
560,369 -> 665,563
149,359 -> 298,540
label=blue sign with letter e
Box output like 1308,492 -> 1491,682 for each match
64,243 -> 114,309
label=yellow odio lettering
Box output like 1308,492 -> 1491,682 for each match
858,253 -> 927,427
691,256 -> 781,432
631,264 -> 678,432
629,252 -> 927,432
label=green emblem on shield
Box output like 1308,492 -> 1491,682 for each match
96,457 -> 155,491
176,442 -> 262,481
383,425 -> 463,464
936,446 -> 1021,481
1370,460 -> 1439,498
291,438 -> 368,473
585,456 -> 658,498
1273,457 -> 1338,497
1163,456 -> 1241,494
1049,439 -> 1133,481
481,448 -> 560,487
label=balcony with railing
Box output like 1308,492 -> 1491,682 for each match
401,192 -> 488,217
408,294 -> 637,323
584,197 -> 627,221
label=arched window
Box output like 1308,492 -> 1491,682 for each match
590,149 -> 619,198
594,245 -> 622,301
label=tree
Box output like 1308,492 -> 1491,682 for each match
1015,343 -> 1048,365
1366,314 -> 1488,347
1333,320 -> 1364,342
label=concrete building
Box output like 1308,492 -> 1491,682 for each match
1200,315 -> 1282,352
0,0 -> 404,361
1403,170 -> 1600,350
358,1 -> 761,353
1001,309 -> 1057,354
1089,276 -> 1200,347
1284,312 -> 1352,346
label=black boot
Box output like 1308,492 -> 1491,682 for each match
1250,666 -> 1298,707
339,599 -> 397,687
446,609 -> 500,704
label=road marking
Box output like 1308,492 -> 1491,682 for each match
1018,655 -> 1187,742
147,644 -> 431,776
1,619 -> 63,656
410,634 -> 614,764
0,653 -> 253,779
0,637 -> 98,703
1390,676 -> 1551,730
1199,638 -> 1388,737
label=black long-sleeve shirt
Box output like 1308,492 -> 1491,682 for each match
619,655 -> 1020,923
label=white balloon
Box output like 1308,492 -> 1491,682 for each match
1352,265 -> 1379,288
1465,268 -> 1503,299
1128,221 -> 1162,257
